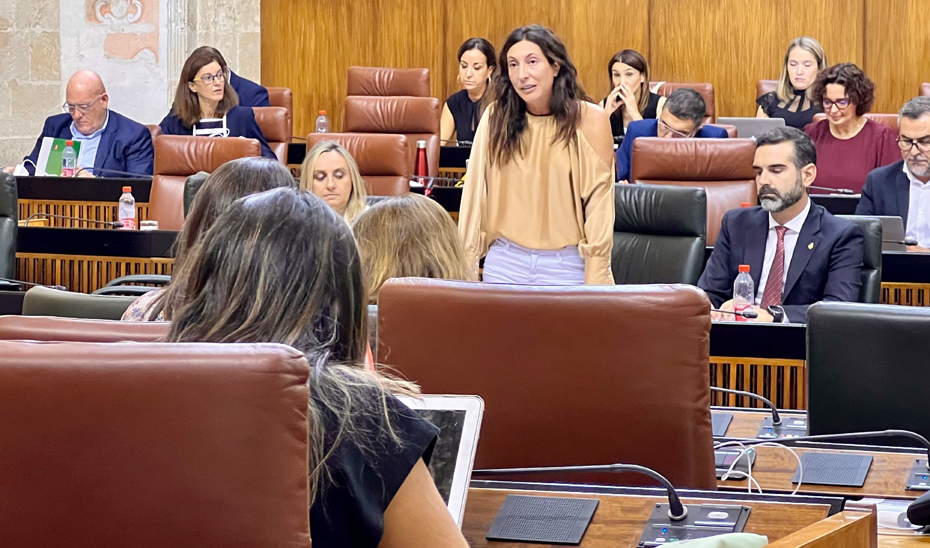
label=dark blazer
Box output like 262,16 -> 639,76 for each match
158,106 -> 276,160
24,111 -> 153,176
697,202 -> 864,323
856,159 -> 909,218
229,71 -> 270,108
616,118 -> 730,182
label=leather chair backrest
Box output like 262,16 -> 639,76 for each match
267,86 -> 293,114
23,286 -> 138,320
0,173 -> 17,279
377,279 -> 717,489
305,132 -> 410,196
0,340 -> 311,547
652,82 -> 716,123
152,135 -> 261,231
183,172 -> 210,217
807,301 -> 930,444
631,137 -> 757,245
347,66 -> 430,97
757,79 -> 779,98
0,315 -> 169,342
344,96 -> 441,178
921,83 -> 930,97
253,106 -> 291,163
813,112 -> 899,132
145,124 -> 162,140
837,215 -> 883,304
613,183 -> 707,285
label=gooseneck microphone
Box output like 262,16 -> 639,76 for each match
729,429 -> 930,468
884,238 -> 921,246
23,212 -> 123,228
473,463 -> 688,520
711,386 -> 781,426
73,167 -> 150,178
711,308 -> 758,319
809,185 -> 855,195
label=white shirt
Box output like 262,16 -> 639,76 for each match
903,162 -> 930,247
755,197 -> 811,309
69,110 -> 110,172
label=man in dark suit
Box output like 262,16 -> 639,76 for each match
3,70 -> 153,177
616,88 -> 729,182
698,127 -> 864,323
856,96 -> 930,252
229,70 -> 271,108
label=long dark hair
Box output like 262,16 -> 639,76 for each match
488,25 -> 589,166
607,49 -> 650,113
173,46 -> 239,128
165,188 -> 417,501
458,37 -> 497,120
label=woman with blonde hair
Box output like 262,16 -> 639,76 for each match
756,36 -> 828,129
353,193 -> 472,304
300,140 -> 368,223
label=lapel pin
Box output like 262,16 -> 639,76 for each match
808,242 -> 814,250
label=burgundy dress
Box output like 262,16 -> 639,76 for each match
803,119 -> 899,193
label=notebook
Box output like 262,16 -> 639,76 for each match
397,394 -> 484,527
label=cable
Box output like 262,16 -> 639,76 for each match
715,439 -> 804,495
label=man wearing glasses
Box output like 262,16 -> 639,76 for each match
857,96 -> 930,252
4,70 -> 153,177
615,88 -> 729,182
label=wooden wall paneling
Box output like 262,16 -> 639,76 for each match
650,0 -> 863,118
865,0 -> 930,114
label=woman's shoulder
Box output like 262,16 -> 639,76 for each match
803,118 -> 829,138
158,111 -> 187,133
578,102 -> 615,165
865,118 -> 898,137
445,88 -> 469,106
756,91 -> 777,109
227,105 -> 256,120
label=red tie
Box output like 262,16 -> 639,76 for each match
761,226 -> 787,309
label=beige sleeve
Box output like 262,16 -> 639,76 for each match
577,103 -> 617,285
458,105 -> 493,278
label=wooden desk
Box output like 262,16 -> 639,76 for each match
16,176 -> 152,228
462,484 -> 874,547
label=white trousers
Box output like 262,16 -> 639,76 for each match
482,239 -> 585,285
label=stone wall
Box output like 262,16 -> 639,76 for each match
0,0 -> 261,168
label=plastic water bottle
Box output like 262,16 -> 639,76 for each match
118,186 -> 136,230
61,140 -> 77,177
315,110 -> 329,133
733,264 -> 755,322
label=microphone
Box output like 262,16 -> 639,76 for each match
884,238 -> 921,246
711,387 -> 781,426
809,185 -> 855,195
711,307 -> 758,319
0,277 -> 66,291
23,212 -> 123,228
73,166 -> 150,178
473,462 -> 688,520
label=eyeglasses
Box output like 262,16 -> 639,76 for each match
193,70 -> 227,85
897,137 -> 930,153
62,94 -> 104,114
822,98 -> 851,111
658,120 -> 696,138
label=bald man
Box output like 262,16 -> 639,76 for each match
4,71 -> 153,177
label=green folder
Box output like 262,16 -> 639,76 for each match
37,138 -> 83,176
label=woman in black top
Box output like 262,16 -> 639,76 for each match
441,38 -> 496,144
600,49 -> 665,142
756,36 -> 828,129
165,187 -> 468,548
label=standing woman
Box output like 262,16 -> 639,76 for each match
440,38 -> 497,143
756,37 -> 828,129
160,48 -> 276,159
601,49 -> 665,142
459,25 -> 615,285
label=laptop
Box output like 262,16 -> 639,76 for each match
874,215 -> 906,251
397,394 -> 484,527
716,117 -> 786,139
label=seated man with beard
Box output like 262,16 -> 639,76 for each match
698,126 -> 864,323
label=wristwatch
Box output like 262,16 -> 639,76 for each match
767,305 -> 785,323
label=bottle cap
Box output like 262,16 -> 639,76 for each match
741,202 -> 751,208
738,264 -> 750,273
417,140 -> 427,148
65,140 -> 74,146
122,186 -> 132,193
319,110 -> 326,115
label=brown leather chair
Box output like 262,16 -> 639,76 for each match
344,96 -> 441,177
652,82 -> 716,123
151,135 -> 261,231
0,340 -> 311,547
267,86 -> 293,116
757,79 -> 779,98
347,66 -> 430,97
0,315 -> 169,342
306,132 -> 410,196
145,124 -> 162,140
253,106 -> 291,163
921,83 -> 930,97
631,137 -> 757,245
377,279 -> 717,490
813,112 -> 899,132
